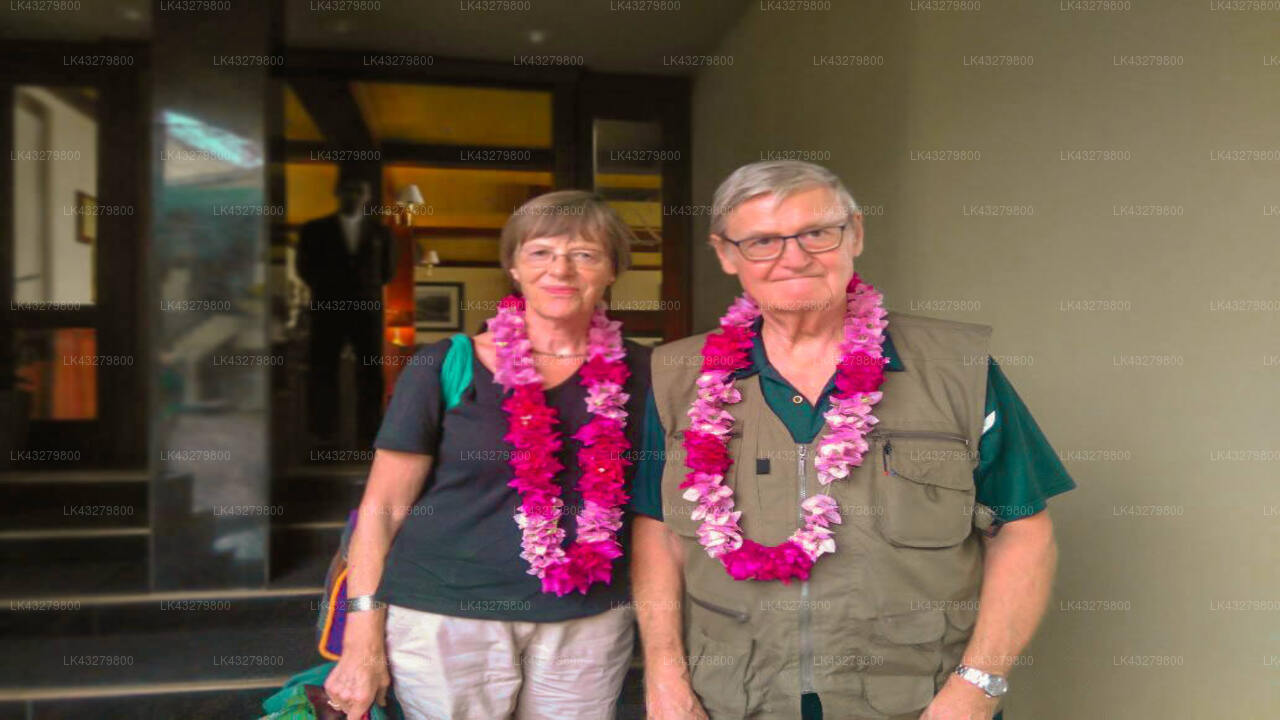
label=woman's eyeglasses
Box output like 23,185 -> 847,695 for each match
519,247 -> 606,268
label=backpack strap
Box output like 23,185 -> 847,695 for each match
440,333 -> 474,411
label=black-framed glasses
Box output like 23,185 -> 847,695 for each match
718,223 -> 847,261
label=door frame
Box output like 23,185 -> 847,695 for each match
0,41 -> 150,468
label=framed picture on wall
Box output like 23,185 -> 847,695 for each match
414,281 -> 465,331
75,191 -> 97,245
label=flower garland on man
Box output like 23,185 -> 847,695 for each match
681,273 -> 888,583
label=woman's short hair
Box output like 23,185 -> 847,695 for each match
500,190 -> 634,279
710,160 -> 860,237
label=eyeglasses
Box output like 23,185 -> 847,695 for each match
719,223 -> 847,261
519,247 -> 607,268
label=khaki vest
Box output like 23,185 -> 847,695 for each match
653,311 -> 995,720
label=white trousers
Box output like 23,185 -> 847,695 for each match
385,603 -> 635,720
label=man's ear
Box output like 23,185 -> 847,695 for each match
709,236 -> 739,277
848,213 -> 865,259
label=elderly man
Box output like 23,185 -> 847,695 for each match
630,160 -> 1075,720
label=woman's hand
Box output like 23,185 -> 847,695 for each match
327,450 -> 432,717
323,612 -> 390,720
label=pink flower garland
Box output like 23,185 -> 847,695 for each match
490,295 -> 632,596
681,273 -> 889,583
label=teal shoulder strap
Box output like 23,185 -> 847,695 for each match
440,333 -> 473,411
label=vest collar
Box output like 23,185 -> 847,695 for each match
731,315 -> 905,382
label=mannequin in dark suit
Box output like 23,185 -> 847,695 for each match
296,177 -> 395,449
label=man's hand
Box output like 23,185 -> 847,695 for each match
919,673 -> 1000,720
645,670 -> 710,720
633,516 -> 708,719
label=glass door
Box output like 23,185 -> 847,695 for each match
3,60 -> 145,468
579,75 -> 692,344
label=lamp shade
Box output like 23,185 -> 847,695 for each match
397,184 -> 424,205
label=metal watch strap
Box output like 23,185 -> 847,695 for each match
345,595 -> 387,613
953,664 -> 1009,697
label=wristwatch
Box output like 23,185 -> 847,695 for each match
953,664 -> 1009,698
345,594 -> 387,613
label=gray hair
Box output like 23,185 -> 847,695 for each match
500,190 -> 633,277
710,160 -> 859,237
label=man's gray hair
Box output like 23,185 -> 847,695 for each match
710,160 -> 860,237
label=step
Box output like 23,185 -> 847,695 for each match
0,534 -> 149,596
0,626 -> 319,689
270,522 -> 344,588
0,587 -> 326,705
0,470 -> 149,531
0,672 -> 647,720
0,676 -> 286,720
269,463 -> 363,586
0,587 -> 323,639
273,464 -> 367,524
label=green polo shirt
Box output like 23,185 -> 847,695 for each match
630,322 -> 1071,720
627,319 -> 1077,526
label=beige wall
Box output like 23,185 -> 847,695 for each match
691,3 -> 1279,717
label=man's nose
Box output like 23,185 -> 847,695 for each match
777,236 -> 813,268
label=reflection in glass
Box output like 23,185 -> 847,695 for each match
593,119 -> 663,308
14,328 -> 98,420
12,86 -> 99,305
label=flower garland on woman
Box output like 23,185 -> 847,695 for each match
490,293 -> 633,596
680,272 -> 889,583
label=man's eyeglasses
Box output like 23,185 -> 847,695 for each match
718,223 -> 847,261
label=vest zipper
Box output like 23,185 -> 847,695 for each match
797,443 -> 814,694
688,594 -> 749,622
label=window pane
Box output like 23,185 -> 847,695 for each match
12,86 -> 99,305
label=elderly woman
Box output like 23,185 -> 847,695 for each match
630,161 -> 1072,720
324,191 -> 651,720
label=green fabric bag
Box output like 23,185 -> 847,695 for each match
260,662 -> 333,720
259,662 -> 401,720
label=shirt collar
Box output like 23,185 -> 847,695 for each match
731,315 -> 905,381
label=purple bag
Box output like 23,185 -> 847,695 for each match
317,509 -> 358,660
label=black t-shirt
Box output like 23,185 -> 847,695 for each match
373,335 -> 652,622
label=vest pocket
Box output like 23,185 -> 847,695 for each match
689,593 -> 751,623
863,608 -> 948,676
862,673 -> 936,716
942,603 -> 979,646
873,432 -> 976,548
686,623 -> 755,717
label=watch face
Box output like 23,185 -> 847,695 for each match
986,676 -> 1009,695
